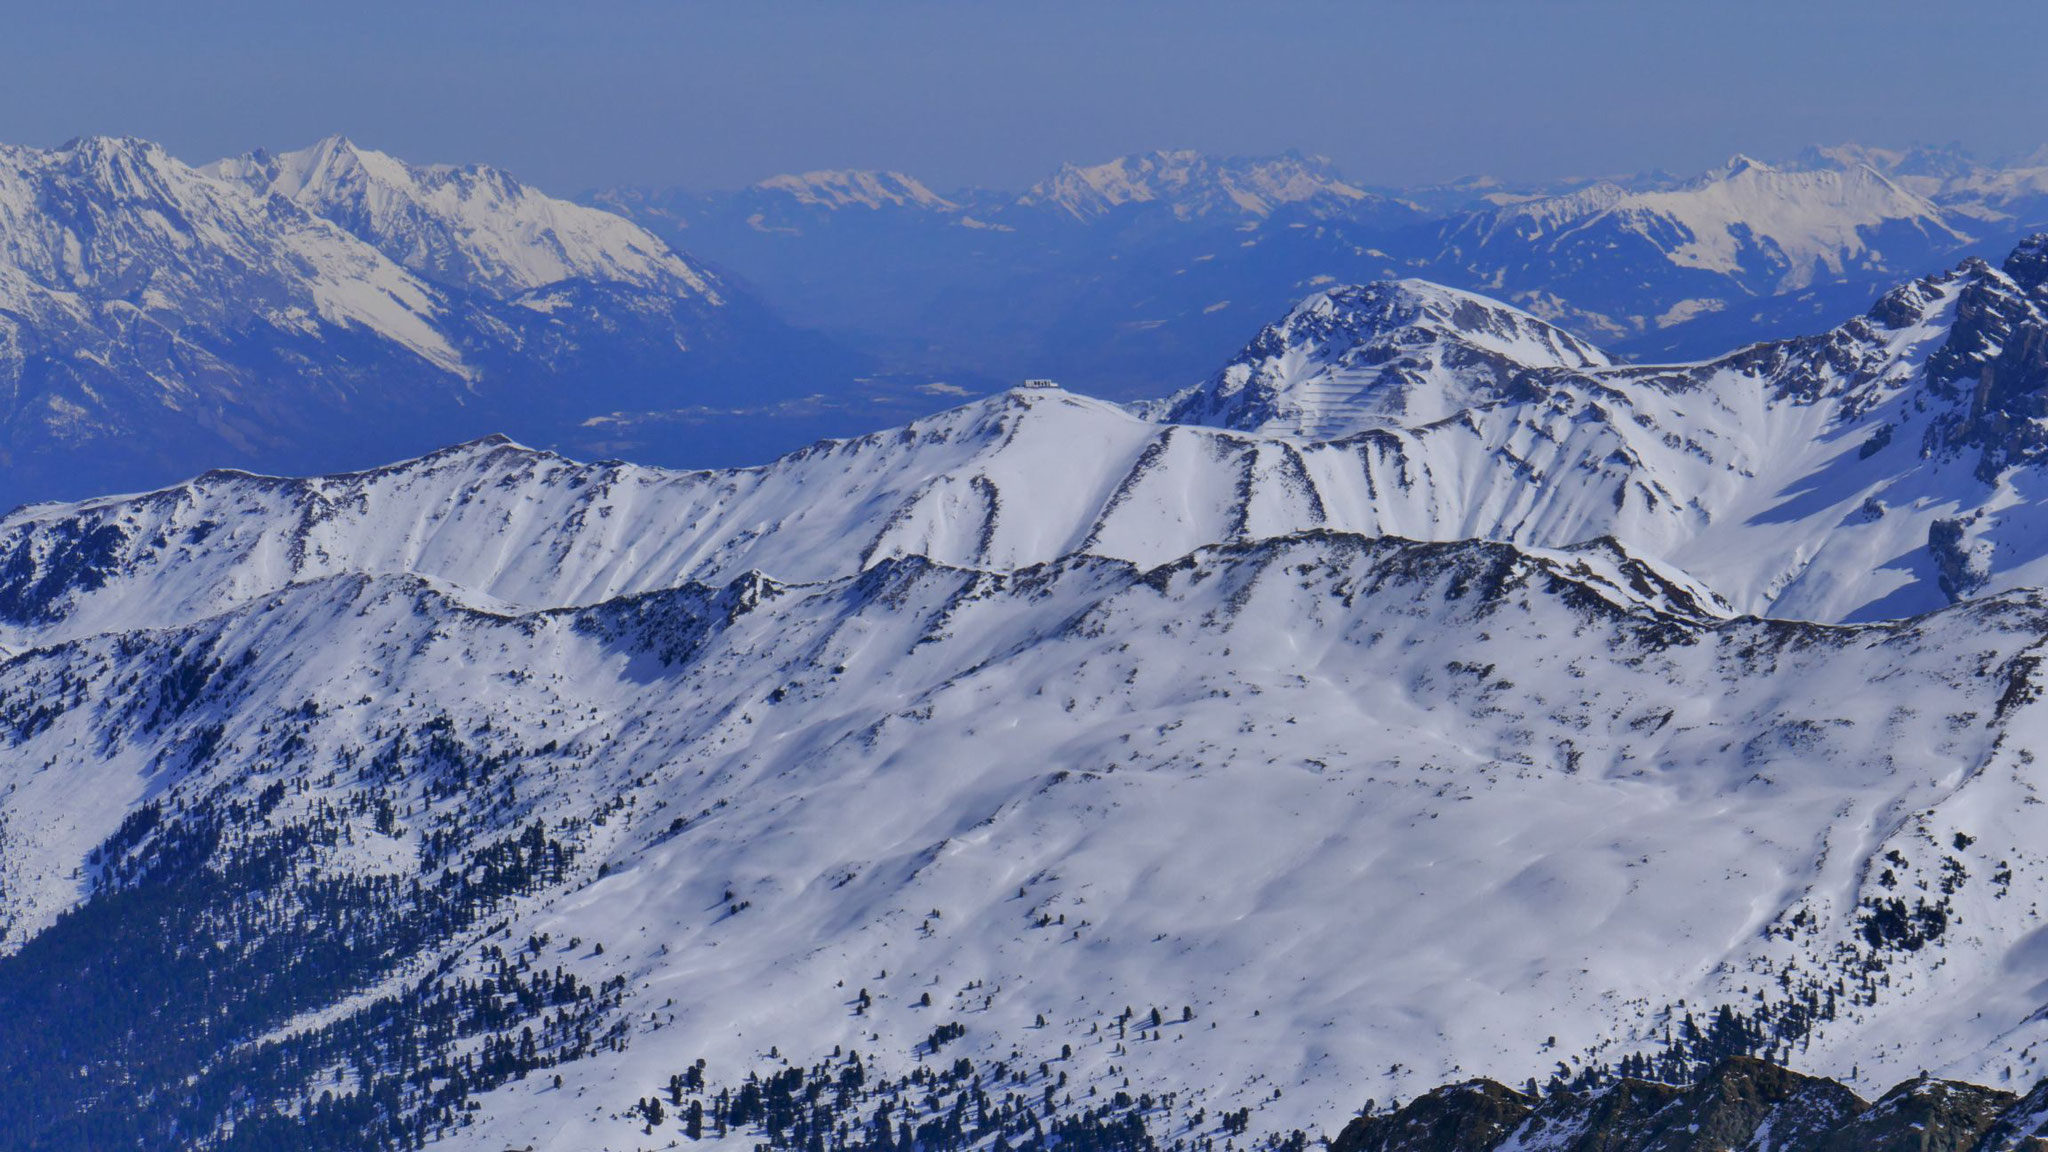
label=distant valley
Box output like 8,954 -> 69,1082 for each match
590,144 -> 2048,404
5,134 -> 2048,513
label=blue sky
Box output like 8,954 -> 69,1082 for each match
3,0 -> 2044,195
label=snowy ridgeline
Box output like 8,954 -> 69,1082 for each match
0,134 -> 863,510
5,237 -> 2048,1149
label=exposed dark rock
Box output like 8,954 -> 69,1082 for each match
2004,234 -> 2048,295
1331,1080 -> 1535,1152
1509,1078 -> 1685,1152
1634,1056 -> 1863,1152
1336,1060 -> 2046,1152
1963,1078 -> 2048,1152
1929,516 -> 1990,603
1813,1076 -> 2015,1152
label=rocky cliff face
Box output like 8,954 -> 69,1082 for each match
1921,238 -> 2048,480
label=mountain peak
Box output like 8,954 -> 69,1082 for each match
1159,279 -> 1610,437
753,169 -> 957,211
262,132 -> 421,200
1018,149 -> 1373,221
2003,231 -> 2048,293
209,136 -> 719,300
54,133 -> 167,159
1453,150 -> 1968,297
40,134 -> 182,195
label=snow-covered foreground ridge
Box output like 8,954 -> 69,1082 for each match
8,240 -> 2048,1150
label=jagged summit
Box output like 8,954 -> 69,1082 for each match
1159,279 -> 1611,435
0,130 -> 472,472
1912,231 -> 2048,481
1126,233 -> 2048,620
753,169 -> 958,211
33,134 -> 187,197
208,134 -> 719,299
1330,1056 -> 2048,1152
2003,231 -> 2048,290
1018,148 -> 1378,221
0,131 -> 861,510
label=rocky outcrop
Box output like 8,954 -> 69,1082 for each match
1815,1076 -> 2015,1152
1923,237 -> 2048,481
1332,1081 -> 1537,1152
1340,1059 -> 2045,1152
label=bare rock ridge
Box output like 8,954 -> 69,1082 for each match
1333,1058 -> 2043,1152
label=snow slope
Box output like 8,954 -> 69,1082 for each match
3,521 -> 2048,1149
9,239 -> 2048,1150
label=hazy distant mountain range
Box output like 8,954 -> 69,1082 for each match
0,134 -> 890,510
591,144 -> 2048,399
2,133 -> 2046,512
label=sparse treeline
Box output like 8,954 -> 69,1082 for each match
0,696 -> 608,1152
617,1042 -> 1313,1152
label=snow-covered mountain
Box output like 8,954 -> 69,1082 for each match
1159,236 -> 2048,622
12,237 -> 2048,1150
593,146 -> 2034,401
3,236 -> 2044,635
6,484 -> 2048,1151
1799,142 -> 2048,226
1016,150 -> 1387,222
1445,155 -> 1965,294
0,134 -> 868,511
1432,155 -> 1975,348
755,169 -> 962,213
1155,281 -> 1611,435
208,135 -> 722,300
